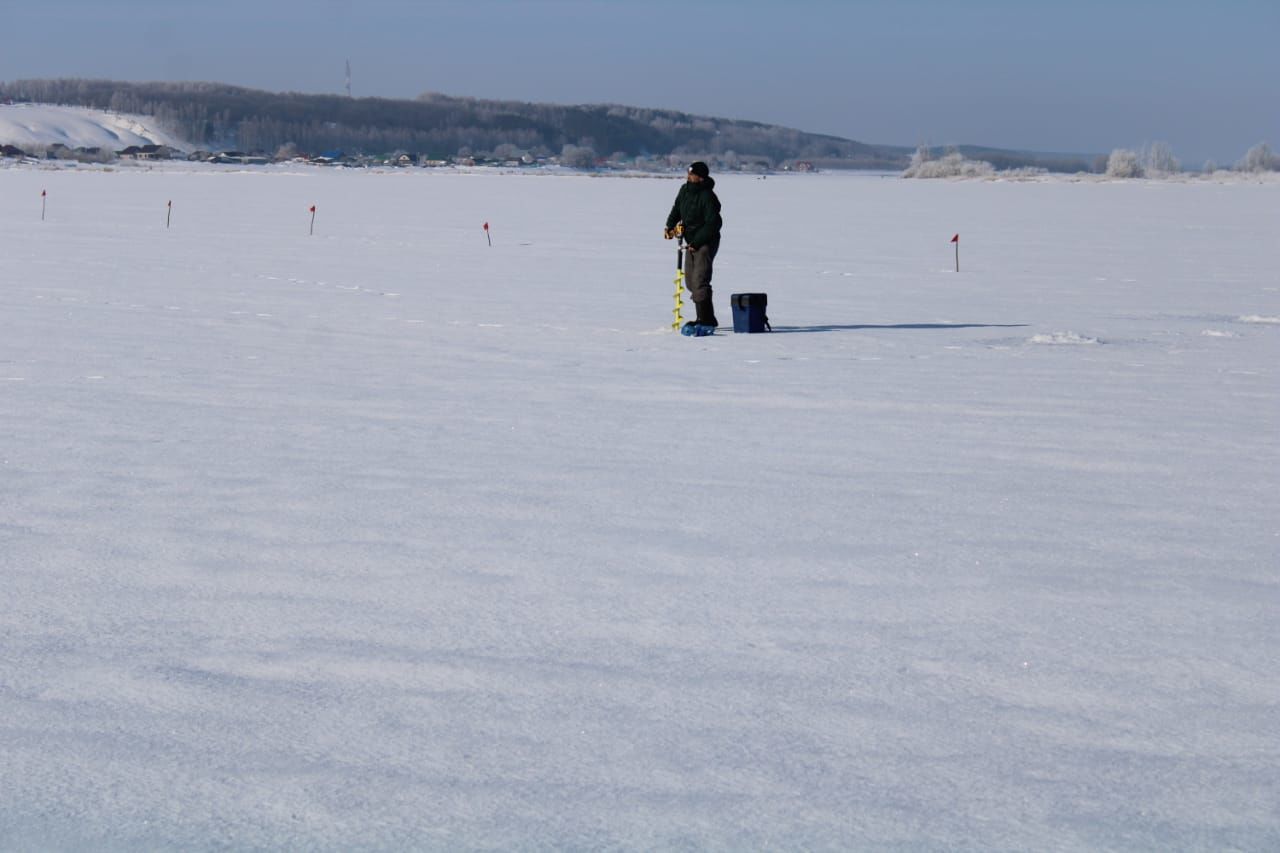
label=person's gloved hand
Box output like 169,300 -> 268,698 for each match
663,228 -> 676,240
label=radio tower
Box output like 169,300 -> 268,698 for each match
345,60 -> 352,98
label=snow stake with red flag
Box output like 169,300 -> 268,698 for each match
309,205 -> 317,236
483,221 -> 491,246
951,233 -> 959,272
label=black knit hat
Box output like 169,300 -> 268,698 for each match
688,161 -> 710,178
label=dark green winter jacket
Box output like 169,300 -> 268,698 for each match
666,177 -> 722,249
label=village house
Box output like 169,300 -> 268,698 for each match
117,144 -> 174,160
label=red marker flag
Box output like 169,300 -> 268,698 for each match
483,221 -> 491,246
308,205 -> 317,236
950,233 -> 959,243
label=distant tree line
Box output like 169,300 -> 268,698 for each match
15,78 -> 1230,175
1101,141 -> 1277,178
0,78 -> 916,167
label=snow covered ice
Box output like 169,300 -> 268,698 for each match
1,164 -> 1277,850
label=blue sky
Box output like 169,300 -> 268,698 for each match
2,0 -> 1276,164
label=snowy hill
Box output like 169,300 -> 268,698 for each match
0,103 -> 186,151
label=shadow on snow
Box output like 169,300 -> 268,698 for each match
767,323 -> 1028,334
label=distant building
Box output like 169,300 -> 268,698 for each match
118,144 -> 174,160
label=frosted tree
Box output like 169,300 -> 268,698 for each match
903,151 -> 995,179
1142,142 -> 1179,175
1105,149 -> 1144,178
559,144 -> 597,169
1238,142 -> 1275,172
492,143 -> 525,161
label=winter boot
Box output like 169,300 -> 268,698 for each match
695,298 -> 719,328
681,321 -> 715,337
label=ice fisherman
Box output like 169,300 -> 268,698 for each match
664,161 -> 723,332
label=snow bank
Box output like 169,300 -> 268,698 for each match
1027,331 -> 1101,345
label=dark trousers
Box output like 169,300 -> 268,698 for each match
685,241 -> 719,324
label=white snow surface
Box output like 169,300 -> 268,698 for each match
0,103 -> 185,150
1,166 -> 1278,850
